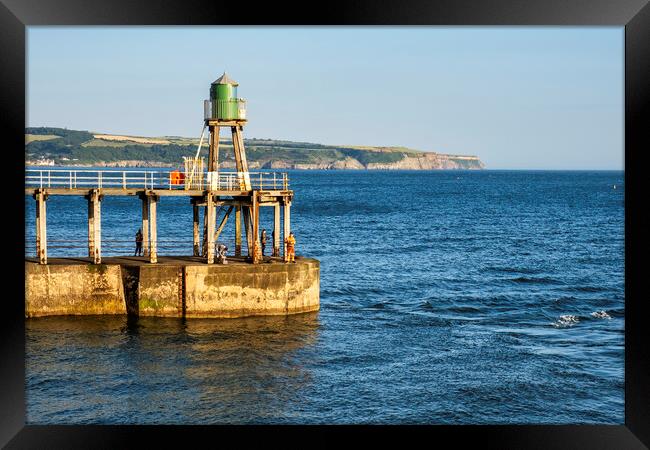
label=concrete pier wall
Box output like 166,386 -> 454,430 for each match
25,258 -> 320,318
26,263 -> 126,317
184,259 -> 320,318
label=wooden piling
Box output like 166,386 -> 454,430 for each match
193,203 -> 200,257
149,194 -> 158,264
208,125 -> 221,173
231,126 -> 251,190
283,198 -> 291,262
235,205 -> 242,256
242,205 -> 252,257
35,189 -> 47,265
201,205 -> 208,257
273,203 -> 280,257
206,194 -> 216,264
86,189 -> 102,264
94,193 -> 102,264
252,192 -> 261,264
141,195 -> 150,257
87,193 -> 94,258
208,125 -> 215,172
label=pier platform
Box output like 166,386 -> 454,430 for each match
25,256 -> 320,319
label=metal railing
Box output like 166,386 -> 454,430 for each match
205,172 -> 289,191
25,169 -> 289,191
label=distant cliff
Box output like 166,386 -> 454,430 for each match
25,127 -> 485,170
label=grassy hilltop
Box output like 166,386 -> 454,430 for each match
25,127 -> 485,170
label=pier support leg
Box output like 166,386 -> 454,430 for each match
283,198 -> 291,262
202,206 -> 208,257
231,126 -> 251,190
141,195 -> 149,257
87,194 -> 94,258
35,189 -> 47,265
235,205 -> 242,256
148,195 -> 158,264
94,193 -> 102,264
242,206 -> 252,258
252,193 -> 261,264
208,125 -> 220,172
273,203 -> 280,257
85,189 -> 102,264
206,194 -> 216,264
193,203 -> 200,257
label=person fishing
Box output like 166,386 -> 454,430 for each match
260,229 -> 267,256
285,231 -> 296,263
135,228 -> 143,256
216,243 -> 228,264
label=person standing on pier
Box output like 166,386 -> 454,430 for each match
285,232 -> 296,263
135,229 -> 143,256
260,229 -> 267,256
272,230 -> 278,256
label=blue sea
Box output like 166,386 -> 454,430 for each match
25,169 -> 625,424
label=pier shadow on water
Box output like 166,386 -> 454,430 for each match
26,313 -> 320,424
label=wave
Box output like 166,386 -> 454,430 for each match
483,266 -> 542,275
369,302 -> 387,310
419,301 -> 435,310
607,308 -> 625,318
553,295 -> 577,304
445,305 -> 483,314
590,310 -> 612,320
509,276 -> 561,285
563,286 -> 611,293
551,310 -> 614,328
325,285 -> 388,298
552,314 -> 580,328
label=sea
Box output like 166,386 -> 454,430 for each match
24,169 -> 625,424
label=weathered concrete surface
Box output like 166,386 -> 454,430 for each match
25,256 -> 319,319
26,262 -> 126,317
184,258 -> 320,318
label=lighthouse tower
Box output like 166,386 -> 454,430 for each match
194,72 -> 292,265
204,73 -> 249,179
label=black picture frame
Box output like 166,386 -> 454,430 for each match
1,0 -> 648,447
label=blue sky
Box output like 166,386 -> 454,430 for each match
27,27 -> 623,169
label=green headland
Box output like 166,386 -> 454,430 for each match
25,127 -> 484,170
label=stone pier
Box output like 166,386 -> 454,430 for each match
25,256 -> 320,318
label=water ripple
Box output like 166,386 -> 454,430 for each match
25,170 -> 624,424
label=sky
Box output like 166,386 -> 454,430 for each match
27,27 -> 623,170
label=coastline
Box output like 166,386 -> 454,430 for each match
25,158 -> 485,170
